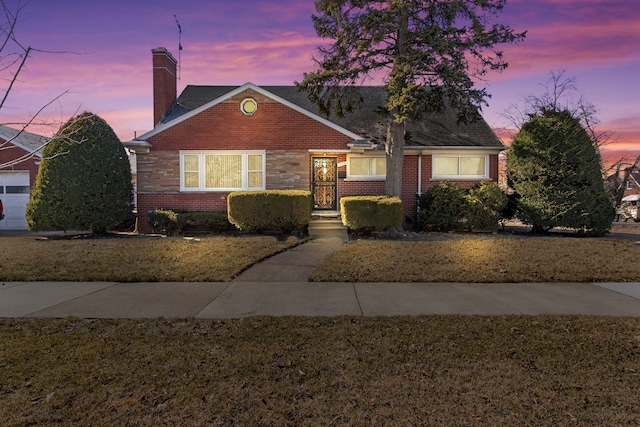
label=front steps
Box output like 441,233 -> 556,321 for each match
308,211 -> 348,241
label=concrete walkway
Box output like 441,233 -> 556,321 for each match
1,237 -> 640,319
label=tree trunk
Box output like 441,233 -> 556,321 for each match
385,7 -> 408,199
385,119 -> 405,197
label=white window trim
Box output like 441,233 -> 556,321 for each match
346,154 -> 387,181
179,150 -> 266,192
432,153 -> 490,180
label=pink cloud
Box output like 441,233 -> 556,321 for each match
180,32 -> 321,85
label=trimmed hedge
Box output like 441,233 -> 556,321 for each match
148,210 -> 234,236
227,190 -> 312,232
340,196 -> 403,231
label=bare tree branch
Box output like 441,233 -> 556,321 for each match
0,0 -> 78,168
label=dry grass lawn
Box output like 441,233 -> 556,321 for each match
1,316 -> 639,426
2,230 -> 639,425
0,236 -> 297,282
311,236 -> 640,283
2,231 -> 640,283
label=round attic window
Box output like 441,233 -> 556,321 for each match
240,98 -> 258,115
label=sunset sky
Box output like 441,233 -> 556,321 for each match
6,0 -> 640,163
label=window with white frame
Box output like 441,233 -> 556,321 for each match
347,155 -> 386,179
180,151 -> 265,191
432,154 -> 489,179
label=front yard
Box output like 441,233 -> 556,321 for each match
1,227 -> 639,282
1,229 -> 639,425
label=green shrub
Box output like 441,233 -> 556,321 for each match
27,112 -> 133,233
417,182 -> 468,232
227,190 -> 312,232
148,210 -> 234,236
181,211 -> 235,233
507,109 -> 615,235
148,209 -> 185,236
340,196 -> 403,231
465,182 -> 508,231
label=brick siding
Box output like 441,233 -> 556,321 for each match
0,142 -> 40,188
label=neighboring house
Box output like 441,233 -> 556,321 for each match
125,48 -> 504,232
622,171 -> 640,199
0,126 -> 47,230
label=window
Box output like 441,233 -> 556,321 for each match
347,155 -> 386,179
627,180 -> 634,190
180,151 -> 265,191
6,186 -> 30,194
240,98 -> 258,116
433,154 -> 488,179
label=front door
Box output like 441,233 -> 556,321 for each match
312,157 -> 338,210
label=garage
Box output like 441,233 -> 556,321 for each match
0,171 -> 31,230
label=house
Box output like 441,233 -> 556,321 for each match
124,48 -> 504,232
623,171 -> 640,199
0,126 -> 47,230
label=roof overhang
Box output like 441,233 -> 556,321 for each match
347,139 -> 384,153
123,139 -> 152,154
405,145 -> 506,155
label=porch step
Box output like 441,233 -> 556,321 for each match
308,217 -> 348,241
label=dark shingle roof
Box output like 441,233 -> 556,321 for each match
163,85 -> 503,149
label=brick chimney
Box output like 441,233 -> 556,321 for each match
152,47 -> 177,126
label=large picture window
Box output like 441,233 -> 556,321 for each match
433,154 -> 488,180
347,155 -> 386,180
180,151 -> 265,191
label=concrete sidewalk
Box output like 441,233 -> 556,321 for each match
1,237 -> 640,318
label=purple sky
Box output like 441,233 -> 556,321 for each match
6,0 -> 640,162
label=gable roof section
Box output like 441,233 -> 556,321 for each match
136,83 -> 364,142
0,125 -> 48,157
158,85 -> 503,150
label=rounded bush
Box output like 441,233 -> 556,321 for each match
417,182 -> 468,232
466,182 -> 508,231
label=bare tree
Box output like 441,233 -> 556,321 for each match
502,70 -> 612,149
0,0 -> 75,168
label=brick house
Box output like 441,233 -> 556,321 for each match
0,126 -> 47,230
622,172 -> 640,199
125,48 -> 504,232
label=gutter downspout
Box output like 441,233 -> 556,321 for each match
417,154 -> 422,196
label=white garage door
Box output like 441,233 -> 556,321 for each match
0,172 -> 30,230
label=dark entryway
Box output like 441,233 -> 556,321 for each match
312,157 -> 338,210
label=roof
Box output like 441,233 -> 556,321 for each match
160,84 -> 504,149
0,125 -> 48,157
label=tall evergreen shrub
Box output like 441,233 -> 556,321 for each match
27,112 -> 133,233
507,109 -> 614,236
